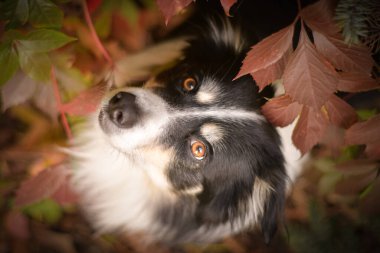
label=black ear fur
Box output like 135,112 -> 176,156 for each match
196,178 -> 254,224
260,176 -> 286,244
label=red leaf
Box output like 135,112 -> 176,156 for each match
156,0 -> 193,25
51,179 -> 78,206
366,143 -> 380,159
86,0 -> 103,13
261,95 -> 302,127
313,31 -> 374,74
60,82 -> 106,116
337,72 -> 380,92
14,165 -> 70,207
5,211 -> 30,240
283,28 -> 338,109
301,0 -> 340,36
292,106 -> 328,154
235,25 -> 294,90
220,0 -> 238,16
325,95 -> 357,128
345,115 -> 380,146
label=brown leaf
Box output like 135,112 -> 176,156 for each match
51,179 -> 78,206
220,0 -> 238,16
337,72 -> 380,92
325,95 -> 357,128
5,210 -> 30,240
60,82 -> 106,116
301,0 -> 340,36
313,31 -> 374,74
235,25 -> 294,90
345,115 -> 380,159
283,28 -> 338,109
261,95 -> 302,127
156,0 -> 193,25
14,165 -> 70,207
292,106 -> 328,154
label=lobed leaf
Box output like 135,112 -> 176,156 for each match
17,29 -> 76,53
300,0 -> 340,36
236,25 -> 294,90
0,43 -> 19,86
325,95 -> 357,128
345,114 -> 380,146
283,28 -> 338,109
313,31 -> 374,74
337,72 -> 380,92
292,106 -> 329,154
14,165 -> 70,208
220,0 -> 238,16
156,0 -> 193,25
60,82 -> 107,116
261,95 -> 302,127
18,46 -> 52,81
29,0 -> 63,29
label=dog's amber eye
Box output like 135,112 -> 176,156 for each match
182,77 -> 197,92
191,140 -> 206,160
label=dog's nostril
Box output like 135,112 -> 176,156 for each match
107,92 -> 139,128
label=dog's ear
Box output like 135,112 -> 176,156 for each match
260,177 -> 286,244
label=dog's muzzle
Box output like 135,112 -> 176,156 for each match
106,92 -> 140,128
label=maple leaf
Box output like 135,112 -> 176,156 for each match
324,95 -> 357,128
261,95 -> 302,127
300,0 -> 340,36
220,0 -> 238,16
14,165 -> 72,207
337,72 -> 380,92
60,82 -> 106,116
156,0 -> 193,25
235,25 -> 294,90
313,31 -> 374,74
345,114 -> 380,159
283,28 -> 338,109
292,106 -> 329,154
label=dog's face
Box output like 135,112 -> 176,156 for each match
73,21 -> 287,244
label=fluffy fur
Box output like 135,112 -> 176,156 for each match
70,18 -> 303,245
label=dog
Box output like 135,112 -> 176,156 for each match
70,7 -> 304,245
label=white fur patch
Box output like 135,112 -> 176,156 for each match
209,19 -> 244,53
200,123 -> 224,144
196,78 -> 220,104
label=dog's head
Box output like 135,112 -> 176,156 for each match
73,19 -> 287,244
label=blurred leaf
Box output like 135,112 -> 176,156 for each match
359,181 -> 375,199
23,199 -> 63,224
17,29 -> 76,53
357,109 -> 377,121
5,210 -> 30,239
0,43 -> 19,86
318,172 -> 342,195
120,0 -> 139,24
29,0 -> 63,29
18,46 -> 52,81
94,11 -> 112,38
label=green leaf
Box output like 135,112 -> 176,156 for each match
17,29 -> 76,53
94,11 -> 112,38
23,199 -> 62,224
29,0 -> 63,29
0,43 -> 20,86
120,0 -> 139,25
18,45 -> 51,81
357,109 -> 377,121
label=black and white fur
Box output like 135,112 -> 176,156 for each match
70,16 -> 303,245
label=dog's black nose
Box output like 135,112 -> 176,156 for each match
107,92 -> 139,128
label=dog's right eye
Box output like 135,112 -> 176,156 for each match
182,77 -> 197,92
190,140 -> 206,160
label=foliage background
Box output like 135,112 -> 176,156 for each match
0,0 -> 379,252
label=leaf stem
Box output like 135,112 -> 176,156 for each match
51,67 -> 73,140
82,0 -> 114,67
296,0 -> 302,12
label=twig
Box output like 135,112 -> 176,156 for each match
51,67 -> 73,140
296,0 -> 302,12
82,0 -> 114,67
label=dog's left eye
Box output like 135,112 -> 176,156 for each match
191,140 -> 206,160
182,77 -> 197,92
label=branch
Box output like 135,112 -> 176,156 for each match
51,67 -> 73,140
82,0 -> 114,67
